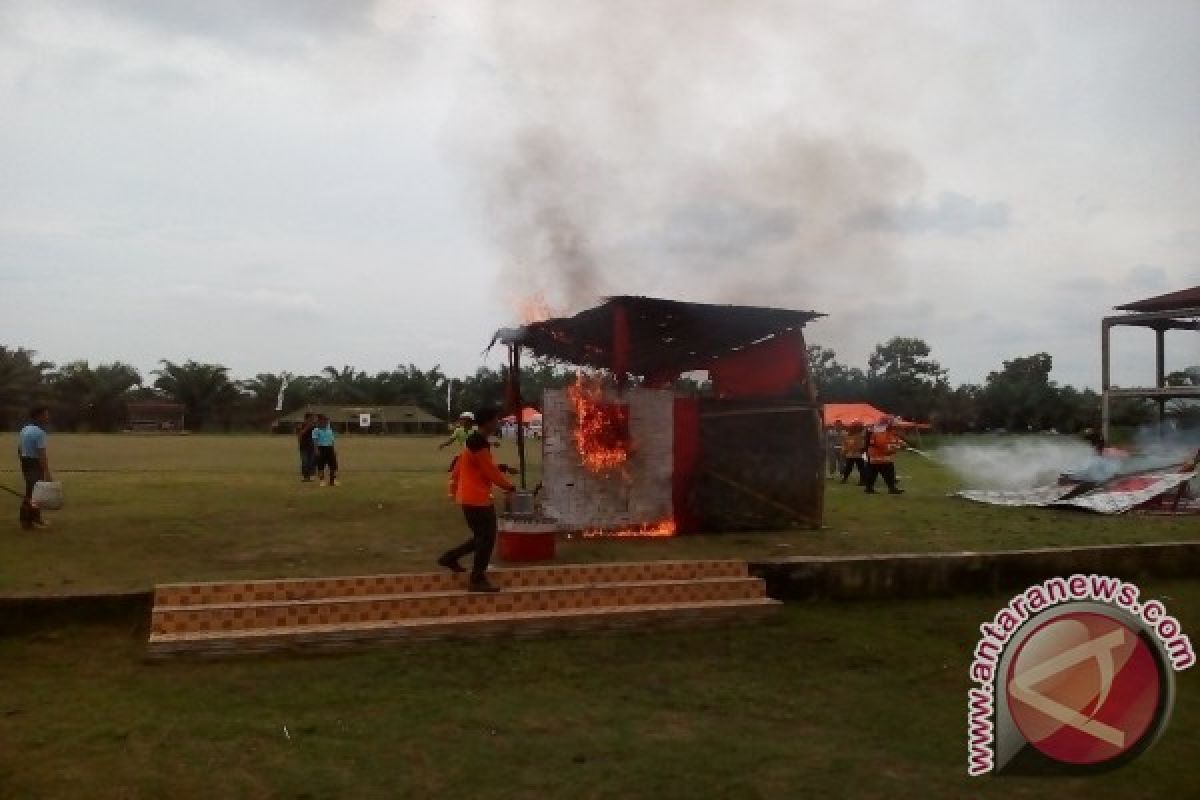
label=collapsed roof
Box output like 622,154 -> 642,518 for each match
493,295 -> 823,376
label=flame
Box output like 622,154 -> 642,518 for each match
567,373 -> 630,473
518,293 -> 557,324
580,519 -> 677,539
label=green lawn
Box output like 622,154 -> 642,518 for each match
2,435 -> 1198,799
1,434 -> 1196,595
1,582 -> 1198,799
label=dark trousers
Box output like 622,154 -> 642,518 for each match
841,457 -> 865,483
865,461 -> 898,492
19,456 -> 43,527
442,505 -> 497,579
316,446 -> 338,478
299,448 -> 317,479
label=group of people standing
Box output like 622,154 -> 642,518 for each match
826,417 -> 909,495
295,413 -> 340,486
292,407 -> 518,593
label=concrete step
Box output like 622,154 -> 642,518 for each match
146,598 -> 781,658
151,576 -> 766,635
146,560 -> 778,658
153,560 -> 751,607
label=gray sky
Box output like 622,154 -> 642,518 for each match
2,0 -> 1197,389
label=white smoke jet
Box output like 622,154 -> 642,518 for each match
936,436 -> 1097,491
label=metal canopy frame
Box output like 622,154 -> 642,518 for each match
1101,305 -> 1200,439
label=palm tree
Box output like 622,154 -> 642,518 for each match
152,360 -> 235,431
391,364 -> 449,413
318,365 -> 370,403
52,361 -> 142,431
0,346 -> 53,429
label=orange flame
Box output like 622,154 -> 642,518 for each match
580,519 -> 677,539
518,293 -> 557,324
567,374 -> 631,473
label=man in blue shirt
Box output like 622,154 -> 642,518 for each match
17,405 -> 51,530
312,414 -> 339,486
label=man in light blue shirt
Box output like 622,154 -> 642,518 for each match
312,414 -> 339,486
17,405 -> 51,530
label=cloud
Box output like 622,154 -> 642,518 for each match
1124,264 -> 1169,292
76,0 -> 382,52
852,192 -> 1011,236
160,283 -> 322,321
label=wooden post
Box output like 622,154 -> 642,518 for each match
1155,326 -> 1166,439
511,345 -> 527,489
1101,318 -> 1112,441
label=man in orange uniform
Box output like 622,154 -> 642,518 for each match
863,416 -> 907,495
840,419 -> 867,485
439,408 -> 516,592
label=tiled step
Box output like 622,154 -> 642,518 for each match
151,576 -> 766,635
145,560 -> 779,658
146,598 -> 780,658
153,560 -> 751,607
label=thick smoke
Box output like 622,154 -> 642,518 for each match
456,2 -> 926,318
938,428 -> 1200,491
936,437 -> 1098,491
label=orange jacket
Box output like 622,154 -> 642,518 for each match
449,433 -> 514,506
866,428 -> 906,463
841,431 -> 866,457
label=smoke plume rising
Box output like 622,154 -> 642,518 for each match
454,2 -> 927,320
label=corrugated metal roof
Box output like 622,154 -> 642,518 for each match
1114,285 -> 1200,313
498,295 -> 823,375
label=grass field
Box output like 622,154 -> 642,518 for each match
1,582 -> 1198,799
2,434 -> 1198,798
1,433 -> 1197,595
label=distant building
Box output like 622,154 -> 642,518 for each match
273,404 -> 445,435
1102,285 -> 1200,438
126,402 -> 186,432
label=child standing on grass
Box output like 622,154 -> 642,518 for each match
312,414 -> 339,487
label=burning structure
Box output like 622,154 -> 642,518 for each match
492,296 -> 825,537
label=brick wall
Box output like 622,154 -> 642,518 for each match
541,388 -> 674,529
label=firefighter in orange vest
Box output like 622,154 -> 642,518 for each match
863,416 -> 908,495
840,419 -> 867,484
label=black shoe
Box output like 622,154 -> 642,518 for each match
888,488 -> 905,495
864,488 -> 877,494
468,577 -> 501,593
437,555 -> 465,574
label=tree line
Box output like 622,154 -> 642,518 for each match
0,346 -> 576,432
807,337 -> 1199,434
2,339 -> 1196,433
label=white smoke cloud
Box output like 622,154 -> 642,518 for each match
936,436 -> 1097,490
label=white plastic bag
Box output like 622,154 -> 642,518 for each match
31,480 -> 64,511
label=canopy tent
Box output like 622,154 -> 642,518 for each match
822,402 -> 930,430
502,407 -> 543,424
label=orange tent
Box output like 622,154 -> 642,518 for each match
822,403 -> 930,430
502,406 -> 543,424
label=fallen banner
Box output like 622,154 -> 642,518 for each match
956,470 -> 1196,515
